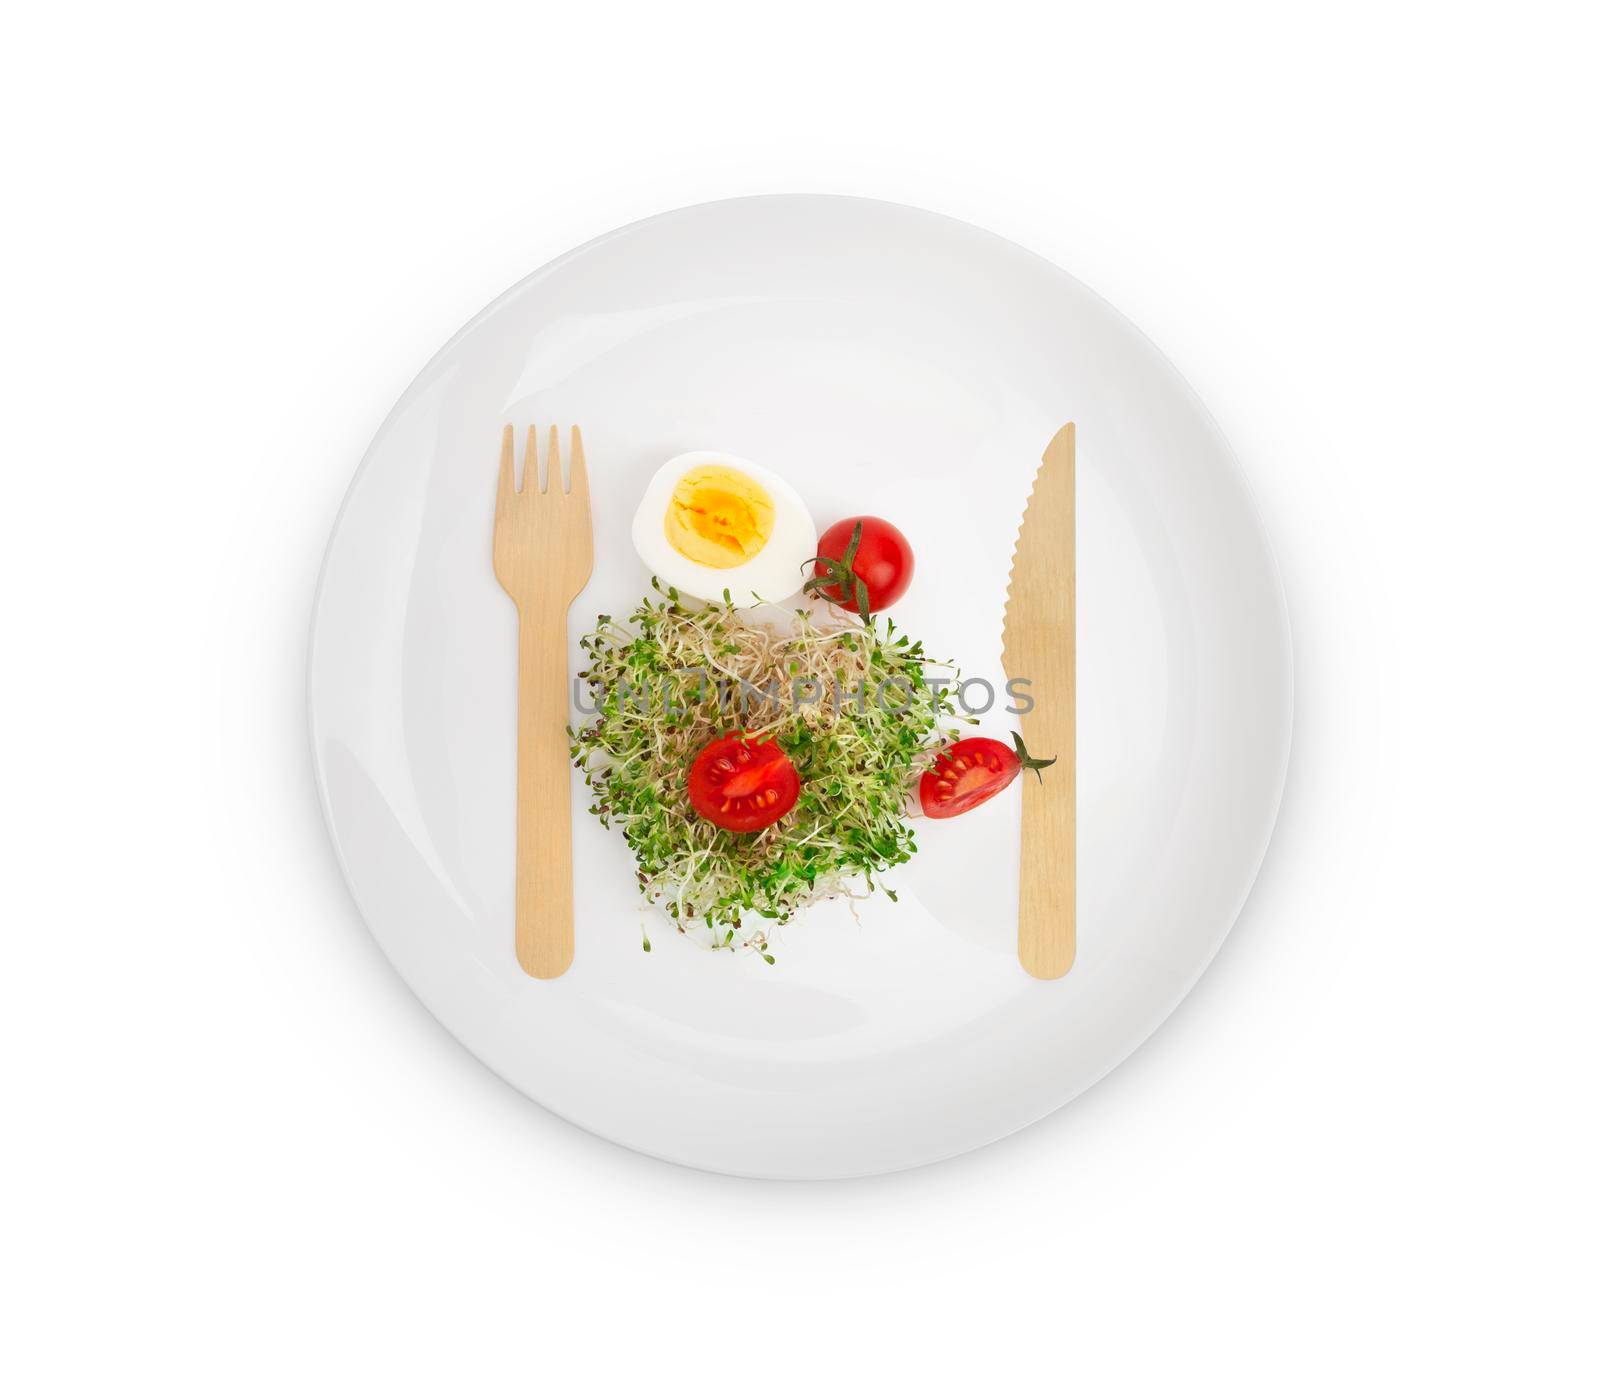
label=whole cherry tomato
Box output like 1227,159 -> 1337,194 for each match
807,516 -> 915,615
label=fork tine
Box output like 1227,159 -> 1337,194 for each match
547,425 -> 563,495
524,425 -> 540,495
568,426 -> 589,508
498,424 -> 517,504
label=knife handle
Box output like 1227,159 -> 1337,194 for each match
1018,754 -> 1075,978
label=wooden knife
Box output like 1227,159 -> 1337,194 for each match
1001,423 -> 1076,979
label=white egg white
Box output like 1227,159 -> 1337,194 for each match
630,451 -> 818,605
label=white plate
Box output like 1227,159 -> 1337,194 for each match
310,196 -> 1292,1178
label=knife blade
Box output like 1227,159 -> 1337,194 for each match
1000,423 -> 1076,979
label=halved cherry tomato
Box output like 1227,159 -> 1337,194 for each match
687,733 -> 802,833
918,734 -> 1056,820
919,738 -> 1021,819
809,516 -> 915,615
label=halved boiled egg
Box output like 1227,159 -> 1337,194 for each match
631,451 -> 817,604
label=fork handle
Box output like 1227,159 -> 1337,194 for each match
514,606 -> 575,978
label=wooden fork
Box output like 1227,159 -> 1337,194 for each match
493,424 -> 594,978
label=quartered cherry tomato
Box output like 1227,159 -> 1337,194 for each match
687,733 -> 802,833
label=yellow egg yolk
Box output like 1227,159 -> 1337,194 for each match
664,466 -> 775,569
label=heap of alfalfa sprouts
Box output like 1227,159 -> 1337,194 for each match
569,580 -> 967,957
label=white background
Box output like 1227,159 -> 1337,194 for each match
3,2 -> 1596,1377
